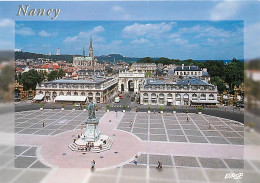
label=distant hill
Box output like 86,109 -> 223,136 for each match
96,54 -> 141,63
15,52 -> 74,62
15,52 -> 141,63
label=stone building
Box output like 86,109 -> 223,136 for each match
132,63 -> 157,74
140,78 -> 218,106
118,70 -> 145,93
34,77 -> 118,104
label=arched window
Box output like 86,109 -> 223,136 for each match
67,92 -> 71,96
167,93 -> 172,98
209,94 -> 214,100
159,93 -> 164,98
81,92 -> 85,96
183,93 -> 189,99
74,92 -> 78,96
59,92 -> 64,96
201,94 -> 206,100
151,93 -> 156,98
192,93 -> 197,99
176,93 -> 181,99
144,93 -> 148,98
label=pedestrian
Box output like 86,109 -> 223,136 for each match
130,120 -> 133,127
157,161 -> 162,169
115,110 -> 118,117
42,122 -> 45,127
91,160 -> 95,169
208,123 -> 211,130
154,110 -> 156,114
134,155 -> 138,165
52,104 -> 54,110
186,116 -> 189,122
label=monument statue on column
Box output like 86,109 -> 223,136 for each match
69,101 -> 114,153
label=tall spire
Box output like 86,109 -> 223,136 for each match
89,36 -> 94,58
83,46 -> 85,57
90,36 -> 93,49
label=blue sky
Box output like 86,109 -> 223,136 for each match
15,20 -> 243,60
1,1 -> 260,59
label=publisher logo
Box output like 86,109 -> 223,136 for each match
225,173 -> 243,180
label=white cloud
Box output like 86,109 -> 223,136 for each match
0,19 -> 14,28
39,30 -> 51,37
64,26 -> 105,43
122,22 -> 176,38
210,0 -> 241,20
179,25 -> 231,38
111,6 -> 124,13
130,38 -> 149,44
39,30 -> 57,37
16,26 -> 35,36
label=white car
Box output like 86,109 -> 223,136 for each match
114,97 -> 120,103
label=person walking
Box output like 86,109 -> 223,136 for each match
115,109 -> 118,117
157,161 -> 162,169
186,116 -> 189,122
91,160 -> 95,169
42,122 -> 45,127
130,120 -> 133,127
134,155 -> 138,165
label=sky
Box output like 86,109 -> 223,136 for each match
15,20 -> 243,60
1,1 -> 260,60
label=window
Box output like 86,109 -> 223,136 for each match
201,94 -> 206,100
192,93 -> 197,99
67,92 -> 71,96
209,94 -> 214,100
81,92 -> 85,96
60,92 -> 64,96
176,93 -> 181,99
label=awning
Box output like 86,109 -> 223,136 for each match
33,94 -> 44,101
54,96 -> 87,102
191,100 -> 219,104
167,99 -> 173,102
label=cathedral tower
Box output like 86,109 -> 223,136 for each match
89,37 -> 94,58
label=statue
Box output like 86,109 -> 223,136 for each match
88,101 -> 96,119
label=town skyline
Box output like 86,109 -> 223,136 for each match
15,21 -> 243,60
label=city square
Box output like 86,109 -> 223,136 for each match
0,107 -> 255,183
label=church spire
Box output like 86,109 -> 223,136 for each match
89,36 -> 94,58
83,46 -> 85,57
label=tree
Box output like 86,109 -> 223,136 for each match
48,69 -> 64,81
210,76 -> 226,93
58,69 -> 65,78
20,70 -> 42,90
138,57 -> 154,63
145,71 -> 151,78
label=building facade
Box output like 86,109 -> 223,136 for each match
132,63 -> 157,74
77,69 -> 105,80
118,71 -> 145,93
140,78 -> 218,106
35,77 -> 118,104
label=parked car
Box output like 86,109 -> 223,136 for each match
115,97 -> 120,103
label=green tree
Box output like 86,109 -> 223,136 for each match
138,57 -> 154,63
145,71 -> 151,78
58,69 -> 65,78
20,70 -> 42,90
210,76 -> 226,93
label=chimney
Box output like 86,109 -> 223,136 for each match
182,64 -> 184,70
